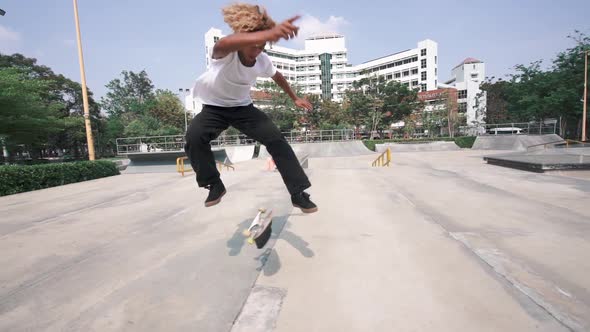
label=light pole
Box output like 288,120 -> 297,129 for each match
73,0 -> 96,160
583,50 -> 588,142
179,88 -> 190,132
0,8 -> 6,16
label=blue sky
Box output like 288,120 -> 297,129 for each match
1,0 -> 589,102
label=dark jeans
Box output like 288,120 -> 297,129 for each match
184,104 -> 311,195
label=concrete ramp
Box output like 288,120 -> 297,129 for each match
124,149 -> 229,173
224,145 -> 255,163
259,141 -> 374,159
123,151 -> 185,174
472,134 -> 563,151
376,141 -> 460,153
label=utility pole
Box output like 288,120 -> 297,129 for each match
73,0 -> 96,159
583,50 -> 588,142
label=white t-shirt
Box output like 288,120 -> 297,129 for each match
192,51 -> 277,107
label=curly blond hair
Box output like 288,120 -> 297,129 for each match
222,3 -> 276,33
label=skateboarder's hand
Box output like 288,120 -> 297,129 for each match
265,16 -> 300,42
295,97 -> 313,111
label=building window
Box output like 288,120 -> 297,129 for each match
395,61 -> 403,66
458,102 -> 467,113
421,72 -> 427,80
214,36 -> 220,43
435,56 -> 437,64
421,49 -> 427,56
386,74 -> 393,80
394,72 -> 401,78
412,56 -> 418,62
320,53 -> 333,100
403,70 -> 410,77
421,59 -> 427,69
458,90 -> 467,99
411,68 -> 418,75
412,80 -> 419,86
421,83 -> 427,91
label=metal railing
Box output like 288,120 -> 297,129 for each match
372,148 -> 391,167
458,122 -> 557,136
176,156 -> 234,176
527,139 -> 588,151
176,157 -> 192,176
116,129 -> 356,155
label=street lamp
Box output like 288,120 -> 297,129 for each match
72,0 -> 96,160
0,8 -> 6,16
178,88 -> 190,132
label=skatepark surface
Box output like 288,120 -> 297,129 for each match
1,143 -> 589,331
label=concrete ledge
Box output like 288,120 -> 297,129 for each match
484,152 -> 590,172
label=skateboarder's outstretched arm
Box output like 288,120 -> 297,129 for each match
212,16 -> 301,60
271,71 -> 312,111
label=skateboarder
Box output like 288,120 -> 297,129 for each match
185,3 -> 318,213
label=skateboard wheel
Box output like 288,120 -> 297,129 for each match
242,230 -> 251,237
258,208 -> 266,213
247,237 -> 254,244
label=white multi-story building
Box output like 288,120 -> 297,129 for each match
190,28 -> 485,126
439,58 -> 486,125
190,28 -> 438,107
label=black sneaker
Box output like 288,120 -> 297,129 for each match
204,181 -> 226,207
291,191 -> 318,213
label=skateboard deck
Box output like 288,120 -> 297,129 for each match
243,208 -> 273,249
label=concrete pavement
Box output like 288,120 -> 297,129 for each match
1,150 -> 588,331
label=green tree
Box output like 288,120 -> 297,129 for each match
256,81 -> 301,130
0,53 -> 103,159
0,68 -> 61,156
148,89 -> 186,130
101,70 -> 155,119
344,74 -> 422,137
318,98 -> 347,129
477,78 -> 510,124
478,31 -> 589,139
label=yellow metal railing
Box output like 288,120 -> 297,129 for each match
176,157 -> 192,176
372,148 -> 391,167
565,139 -> 585,148
176,157 -> 235,176
527,139 -> 587,151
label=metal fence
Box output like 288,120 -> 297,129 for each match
116,129 -> 356,155
115,122 -> 558,155
458,122 -> 557,136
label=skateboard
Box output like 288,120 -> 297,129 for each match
242,208 -> 273,249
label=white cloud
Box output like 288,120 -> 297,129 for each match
290,14 -> 349,47
0,24 -> 21,53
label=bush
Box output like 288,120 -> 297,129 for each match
0,160 -> 120,196
454,136 -> 477,148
